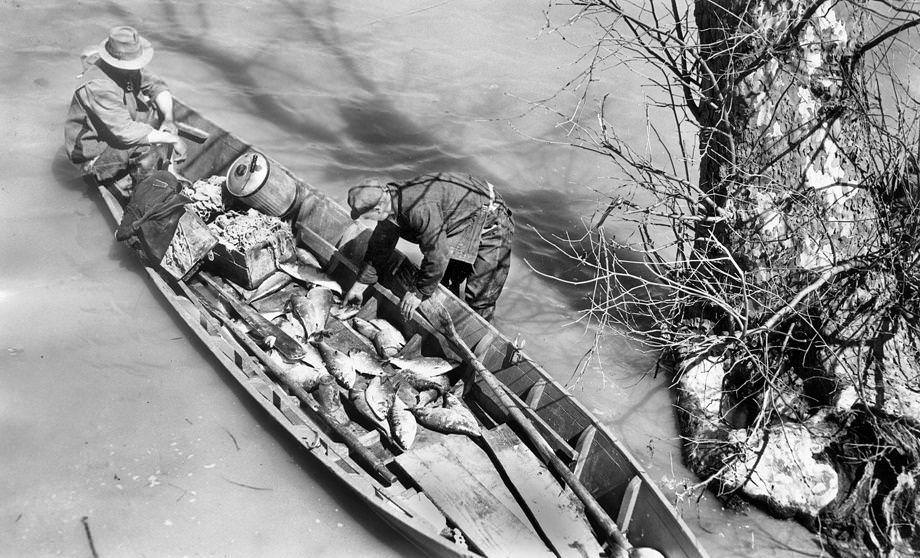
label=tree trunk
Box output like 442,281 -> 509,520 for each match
678,1 -> 920,554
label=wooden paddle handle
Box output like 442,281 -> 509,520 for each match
434,305 -> 631,558
198,271 -> 305,361
177,122 -> 210,143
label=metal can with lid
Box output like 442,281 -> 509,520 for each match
225,151 -> 297,217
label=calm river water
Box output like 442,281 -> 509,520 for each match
1,2 -> 825,556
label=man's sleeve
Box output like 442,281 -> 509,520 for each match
356,220 -> 401,285
140,69 -> 169,100
409,204 -> 449,298
78,84 -> 153,147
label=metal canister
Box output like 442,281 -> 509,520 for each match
225,151 -> 297,217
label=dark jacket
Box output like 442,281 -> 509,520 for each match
64,58 -> 169,163
358,173 -> 504,298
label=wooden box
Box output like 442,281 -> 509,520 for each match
206,228 -> 295,289
159,207 -> 219,281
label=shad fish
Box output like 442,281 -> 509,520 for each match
349,349 -> 389,377
413,403 -> 481,437
299,341 -> 327,371
279,262 -> 342,295
348,386 -> 391,437
329,303 -> 360,322
351,317 -> 380,340
369,319 -> 405,356
245,271 -> 293,303
444,391 -> 479,425
315,374 -> 349,426
387,397 -> 417,451
314,339 -> 356,389
290,287 -> 334,339
388,355 -> 458,377
265,349 -> 325,391
251,283 -> 306,314
364,375 -> 394,421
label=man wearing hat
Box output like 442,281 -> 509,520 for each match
65,26 -> 186,195
343,173 -> 514,322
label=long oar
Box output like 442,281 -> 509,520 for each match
424,302 -> 631,558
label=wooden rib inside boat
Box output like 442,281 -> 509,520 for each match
95,99 -> 709,558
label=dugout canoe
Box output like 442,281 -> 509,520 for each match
95,99 -> 709,558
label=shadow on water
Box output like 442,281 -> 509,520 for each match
99,1 -> 646,313
105,2 -> 342,146
51,147 -> 176,276
51,146 -> 95,196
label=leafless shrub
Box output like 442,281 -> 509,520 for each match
537,0 -> 920,553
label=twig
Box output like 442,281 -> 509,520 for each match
220,475 -> 273,491
222,427 -> 241,451
748,259 -> 862,335
81,516 -> 99,558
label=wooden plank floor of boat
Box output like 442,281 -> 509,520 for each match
394,435 -> 554,558
482,424 -> 605,558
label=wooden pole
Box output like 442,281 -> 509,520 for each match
198,272 -> 306,361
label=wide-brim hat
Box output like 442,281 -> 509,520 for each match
98,26 -> 154,70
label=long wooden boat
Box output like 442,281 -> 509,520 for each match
96,99 -> 709,558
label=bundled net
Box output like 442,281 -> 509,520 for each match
208,209 -> 291,251
182,175 -> 226,222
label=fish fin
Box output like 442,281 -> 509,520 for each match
393,333 -> 423,358
449,379 -> 466,398
306,329 -> 328,343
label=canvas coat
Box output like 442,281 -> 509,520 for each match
64,57 -> 168,173
357,173 -> 514,320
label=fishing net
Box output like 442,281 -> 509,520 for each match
182,174 -> 226,222
208,209 -> 291,251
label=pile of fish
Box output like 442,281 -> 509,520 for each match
236,249 -> 481,452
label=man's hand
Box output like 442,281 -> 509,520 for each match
344,282 -> 369,307
400,291 -> 422,322
159,121 -> 178,136
145,129 -> 186,156
171,136 -> 188,162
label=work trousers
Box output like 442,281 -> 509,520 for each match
85,144 -> 154,183
80,108 -> 165,184
441,205 -> 514,322
86,144 -> 174,206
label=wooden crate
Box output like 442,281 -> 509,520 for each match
160,207 -> 219,281
206,228 -> 295,289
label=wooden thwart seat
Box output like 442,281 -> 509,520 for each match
525,379 -> 547,408
572,425 -> 597,480
616,476 -> 643,533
